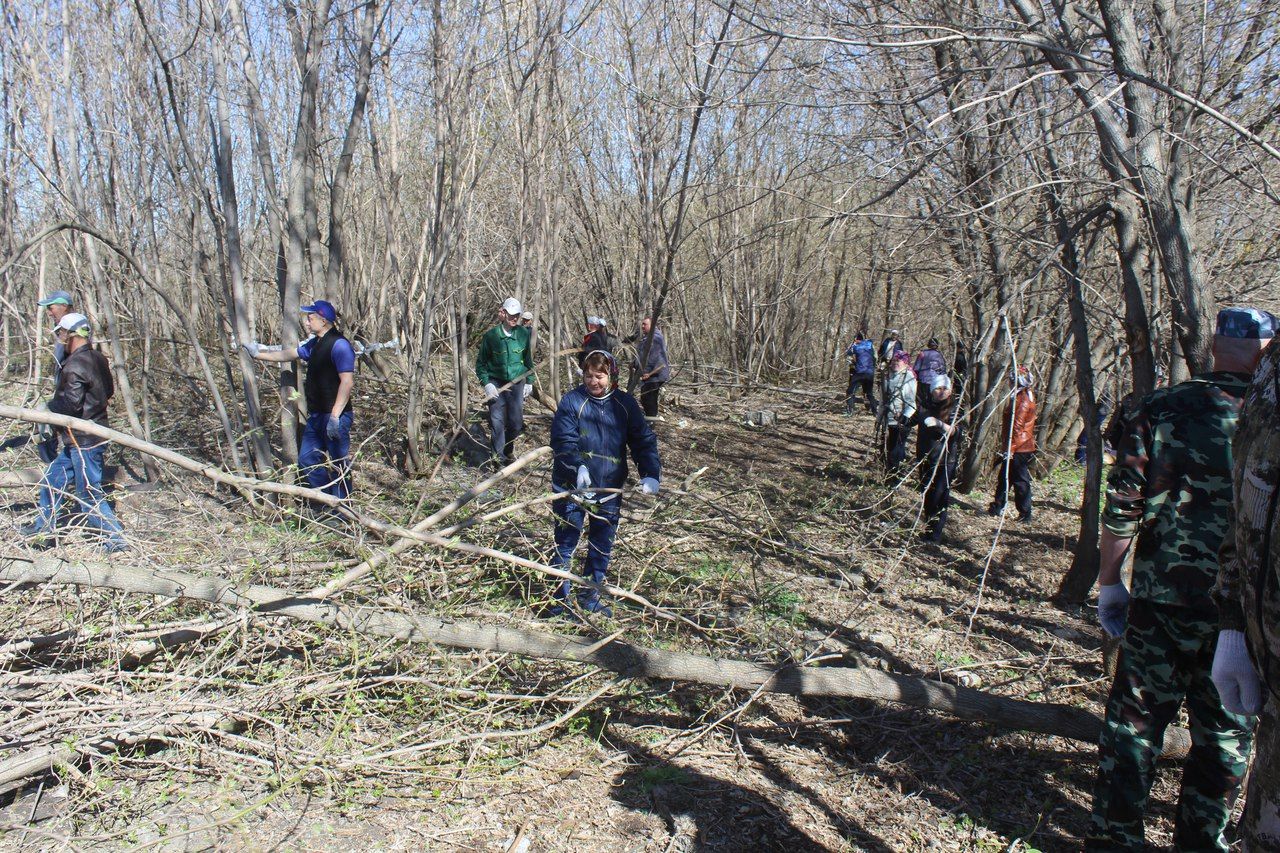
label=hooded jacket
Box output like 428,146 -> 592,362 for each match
48,343 -> 114,446
551,386 -> 660,490
912,348 -> 947,389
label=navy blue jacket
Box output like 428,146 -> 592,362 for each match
846,340 -> 876,375
551,386 -> 660,490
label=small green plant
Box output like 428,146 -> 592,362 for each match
758,586 -> 804,626
635,765 -> 692,793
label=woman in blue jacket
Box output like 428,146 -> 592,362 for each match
548,350 -> 661,617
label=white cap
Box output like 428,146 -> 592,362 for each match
55,312 -> 91,337
587,316 -> 607,327
502,297 -> 522,315
521,311 -> 533,321
930,375 -> 952,391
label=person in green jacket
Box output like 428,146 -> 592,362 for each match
475,296 -> 536,463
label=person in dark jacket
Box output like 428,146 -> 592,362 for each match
245,299 -> 356,499
953,343 -> 969,398
844,332 -> 877,415
21,313 -> 126,552
879,330 -> 905,366
34,290 -> 76,463
634,317 -> 671,417
579,316 -> 611,364
917,375 -> 962,543
913,338 -> 947,409
547,350 -> 661,618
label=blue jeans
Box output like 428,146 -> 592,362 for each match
550,489 -> 621,598
299,411 -> 352,498
488,382 -> 525,460
33,442 -> 125,546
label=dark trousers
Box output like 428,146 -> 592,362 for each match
845,372 -> 876,414
551,490 -> 622,602
921,452 -> 954,541
884,423 -> 910,474
1087,599 -> 1253,851
639,381 -> 664,417
992,451 -> 1034,518
488,381 -> 525,460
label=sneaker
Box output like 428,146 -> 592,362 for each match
578,596 -> 613,617
544,602 -> 583,623
1018,512 -> 1033,523
18,522 -> 48,537
986,504 -> 1003,517
102,540 -> 129,555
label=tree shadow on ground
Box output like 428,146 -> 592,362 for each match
609,735 -> 895,852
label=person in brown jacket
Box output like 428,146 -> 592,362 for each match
988,365 -> 1037,522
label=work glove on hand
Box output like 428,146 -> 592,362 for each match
241,341 -> 261,358
483,383 -> 499,401
522,384 -> 533,400
575,465 -> 592,492
1212,630 -> 1264,716
326,415 -> 342,441
1097,583 -> 1131,638
639,477 -> 660,496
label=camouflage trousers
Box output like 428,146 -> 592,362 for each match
1239,699 -> 1280,851
1087,598 -> 1255,852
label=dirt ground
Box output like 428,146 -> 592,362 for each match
0,380 -> 1228,851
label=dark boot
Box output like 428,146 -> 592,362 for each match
577,573 -> 613,617
545,579 -> 580,621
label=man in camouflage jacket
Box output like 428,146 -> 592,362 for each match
1212,313 -> 1280,852
1087,307 -> 1276,851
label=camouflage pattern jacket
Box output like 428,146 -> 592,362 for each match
1214,344 -> 1280,692
1102,371 -> 1251,609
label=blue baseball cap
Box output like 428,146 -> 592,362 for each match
300,300 -> 337,323
38,290 -> 73,307
1216,307 -> 1277,339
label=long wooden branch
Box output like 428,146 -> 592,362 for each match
0,406 -> 690,625
0,556 -> 1191,765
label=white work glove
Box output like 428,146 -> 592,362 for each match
483,383 -> 498,401
575,465 -> 592,491
1212,630 -> 1264,716
923,417 -> 939,428
639,477 -> 659,496
522,384 -> 533,400
1097,583 -> 1130,638
241,341 -> 261,358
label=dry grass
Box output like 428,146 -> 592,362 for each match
0,380 -> 1211,851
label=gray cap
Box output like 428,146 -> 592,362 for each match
38,290 -> 73,307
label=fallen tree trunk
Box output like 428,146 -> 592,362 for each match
0,405 -> 694,627
0,555 -> 1191,769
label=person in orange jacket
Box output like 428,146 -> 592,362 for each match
988,365 -> 1037,522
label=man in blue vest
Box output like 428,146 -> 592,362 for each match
244,300 -> 355,499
